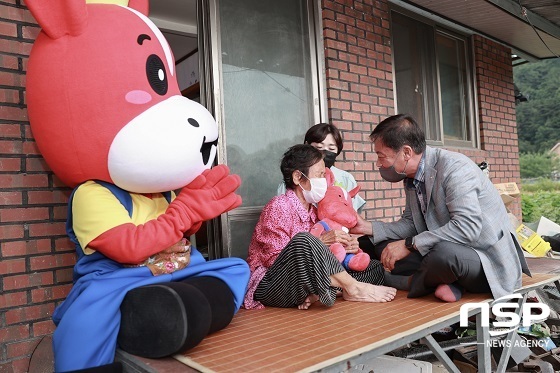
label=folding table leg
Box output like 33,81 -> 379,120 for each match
421,335 -> 461,373
495,294 -> 526,372
476,311 -> 492,372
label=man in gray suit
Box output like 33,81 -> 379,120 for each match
353,114 -> 530,302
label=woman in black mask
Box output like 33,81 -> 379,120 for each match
277,123 -> 366,212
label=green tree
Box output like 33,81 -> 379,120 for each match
514,59 -> 560,153
519,152 -> 559,179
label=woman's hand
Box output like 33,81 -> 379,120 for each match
319,230 -> 359,253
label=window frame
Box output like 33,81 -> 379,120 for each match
390,6 -> 479,149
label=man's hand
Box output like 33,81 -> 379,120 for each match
349,215 -> 372,236
380,239 -> 411,271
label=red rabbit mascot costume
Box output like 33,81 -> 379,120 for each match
25,0 -> 250,371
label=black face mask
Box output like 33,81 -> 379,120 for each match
322,150 -> 338,168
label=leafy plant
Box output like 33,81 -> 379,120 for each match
519,152 -> 560,179
522,178 -> 560,192
521,191 -> 560,225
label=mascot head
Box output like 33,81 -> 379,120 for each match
26,0 -> 217,193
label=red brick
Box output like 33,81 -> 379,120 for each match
1,239 -> 52,257
0,20 -> 17,37
0,54 -> 19,70
27,190 -> 69,205
22,140 -> 41,155
0,191 -> 22,205
0,207 -> 49,222
54,237 -> 74,252
5,303 -> 55,325
0,358 -> 31,373
55,269 -> 74,284
0,258 -> 26,275
0,224 -> 24,240
32,319 -> 56,336
6,338 -> 42,360
21,25 -> 40,40
0,157 -> 21,171
25,157 -> 49,172
0,88 -> 20,104
3,271 -> 54,291
31,284 -> 72,303
0,4 -> 37,23
28,222 -> 66,238
0,123 -> 21,137
0,69 -> 25,87
0,324 -> 30,343
29,252 -> 75,271
0,139 -> 23,154
0,291 -> 28,308
351,102 -> 370,112
53,205 -> 68,220
0,173 -> 49,188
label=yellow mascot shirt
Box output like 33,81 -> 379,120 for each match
71,180 -> 175,255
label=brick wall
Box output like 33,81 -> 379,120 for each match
321,0 -> 522,222
321,0 -> 406,222
473,35 -> 522,218
0,2 -> 74,372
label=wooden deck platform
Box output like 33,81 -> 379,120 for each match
171,272 -> 560,373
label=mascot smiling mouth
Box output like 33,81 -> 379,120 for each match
201,137 -> 218,166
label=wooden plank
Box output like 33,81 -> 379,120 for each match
173,273 -> 560,373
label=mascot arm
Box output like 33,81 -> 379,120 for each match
87,165 -> 241,264
87,208 -> 199,264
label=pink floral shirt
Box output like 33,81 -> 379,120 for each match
243,189 -> 318,309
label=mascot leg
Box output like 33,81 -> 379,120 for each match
117,282 -> 212,358
182,276 -> 236,334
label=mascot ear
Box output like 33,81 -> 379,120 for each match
26,0 -> 88,40
325,167 -> 336,186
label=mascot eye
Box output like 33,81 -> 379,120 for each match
146,54 -> 168,95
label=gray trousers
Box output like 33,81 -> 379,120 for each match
360,237 -> 491,298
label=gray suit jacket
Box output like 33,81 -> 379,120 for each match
372,146 -> 530,299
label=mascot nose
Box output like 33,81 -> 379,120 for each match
188,118 -> 200,127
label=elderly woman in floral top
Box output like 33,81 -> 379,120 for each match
244,144 -> 396,310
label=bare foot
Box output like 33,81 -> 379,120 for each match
434,283 -> 464,302
298,294 -> 319,310
343,282 -> 396,303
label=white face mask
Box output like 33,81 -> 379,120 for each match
299,172 -> 327,204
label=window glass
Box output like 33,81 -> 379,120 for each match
219,0 -> 315,207
437,32 -> 470,142
392,10 -> 476,147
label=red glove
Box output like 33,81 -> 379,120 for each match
171,164 -> 242,224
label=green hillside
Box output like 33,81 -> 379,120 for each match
514,58 -> 560,154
